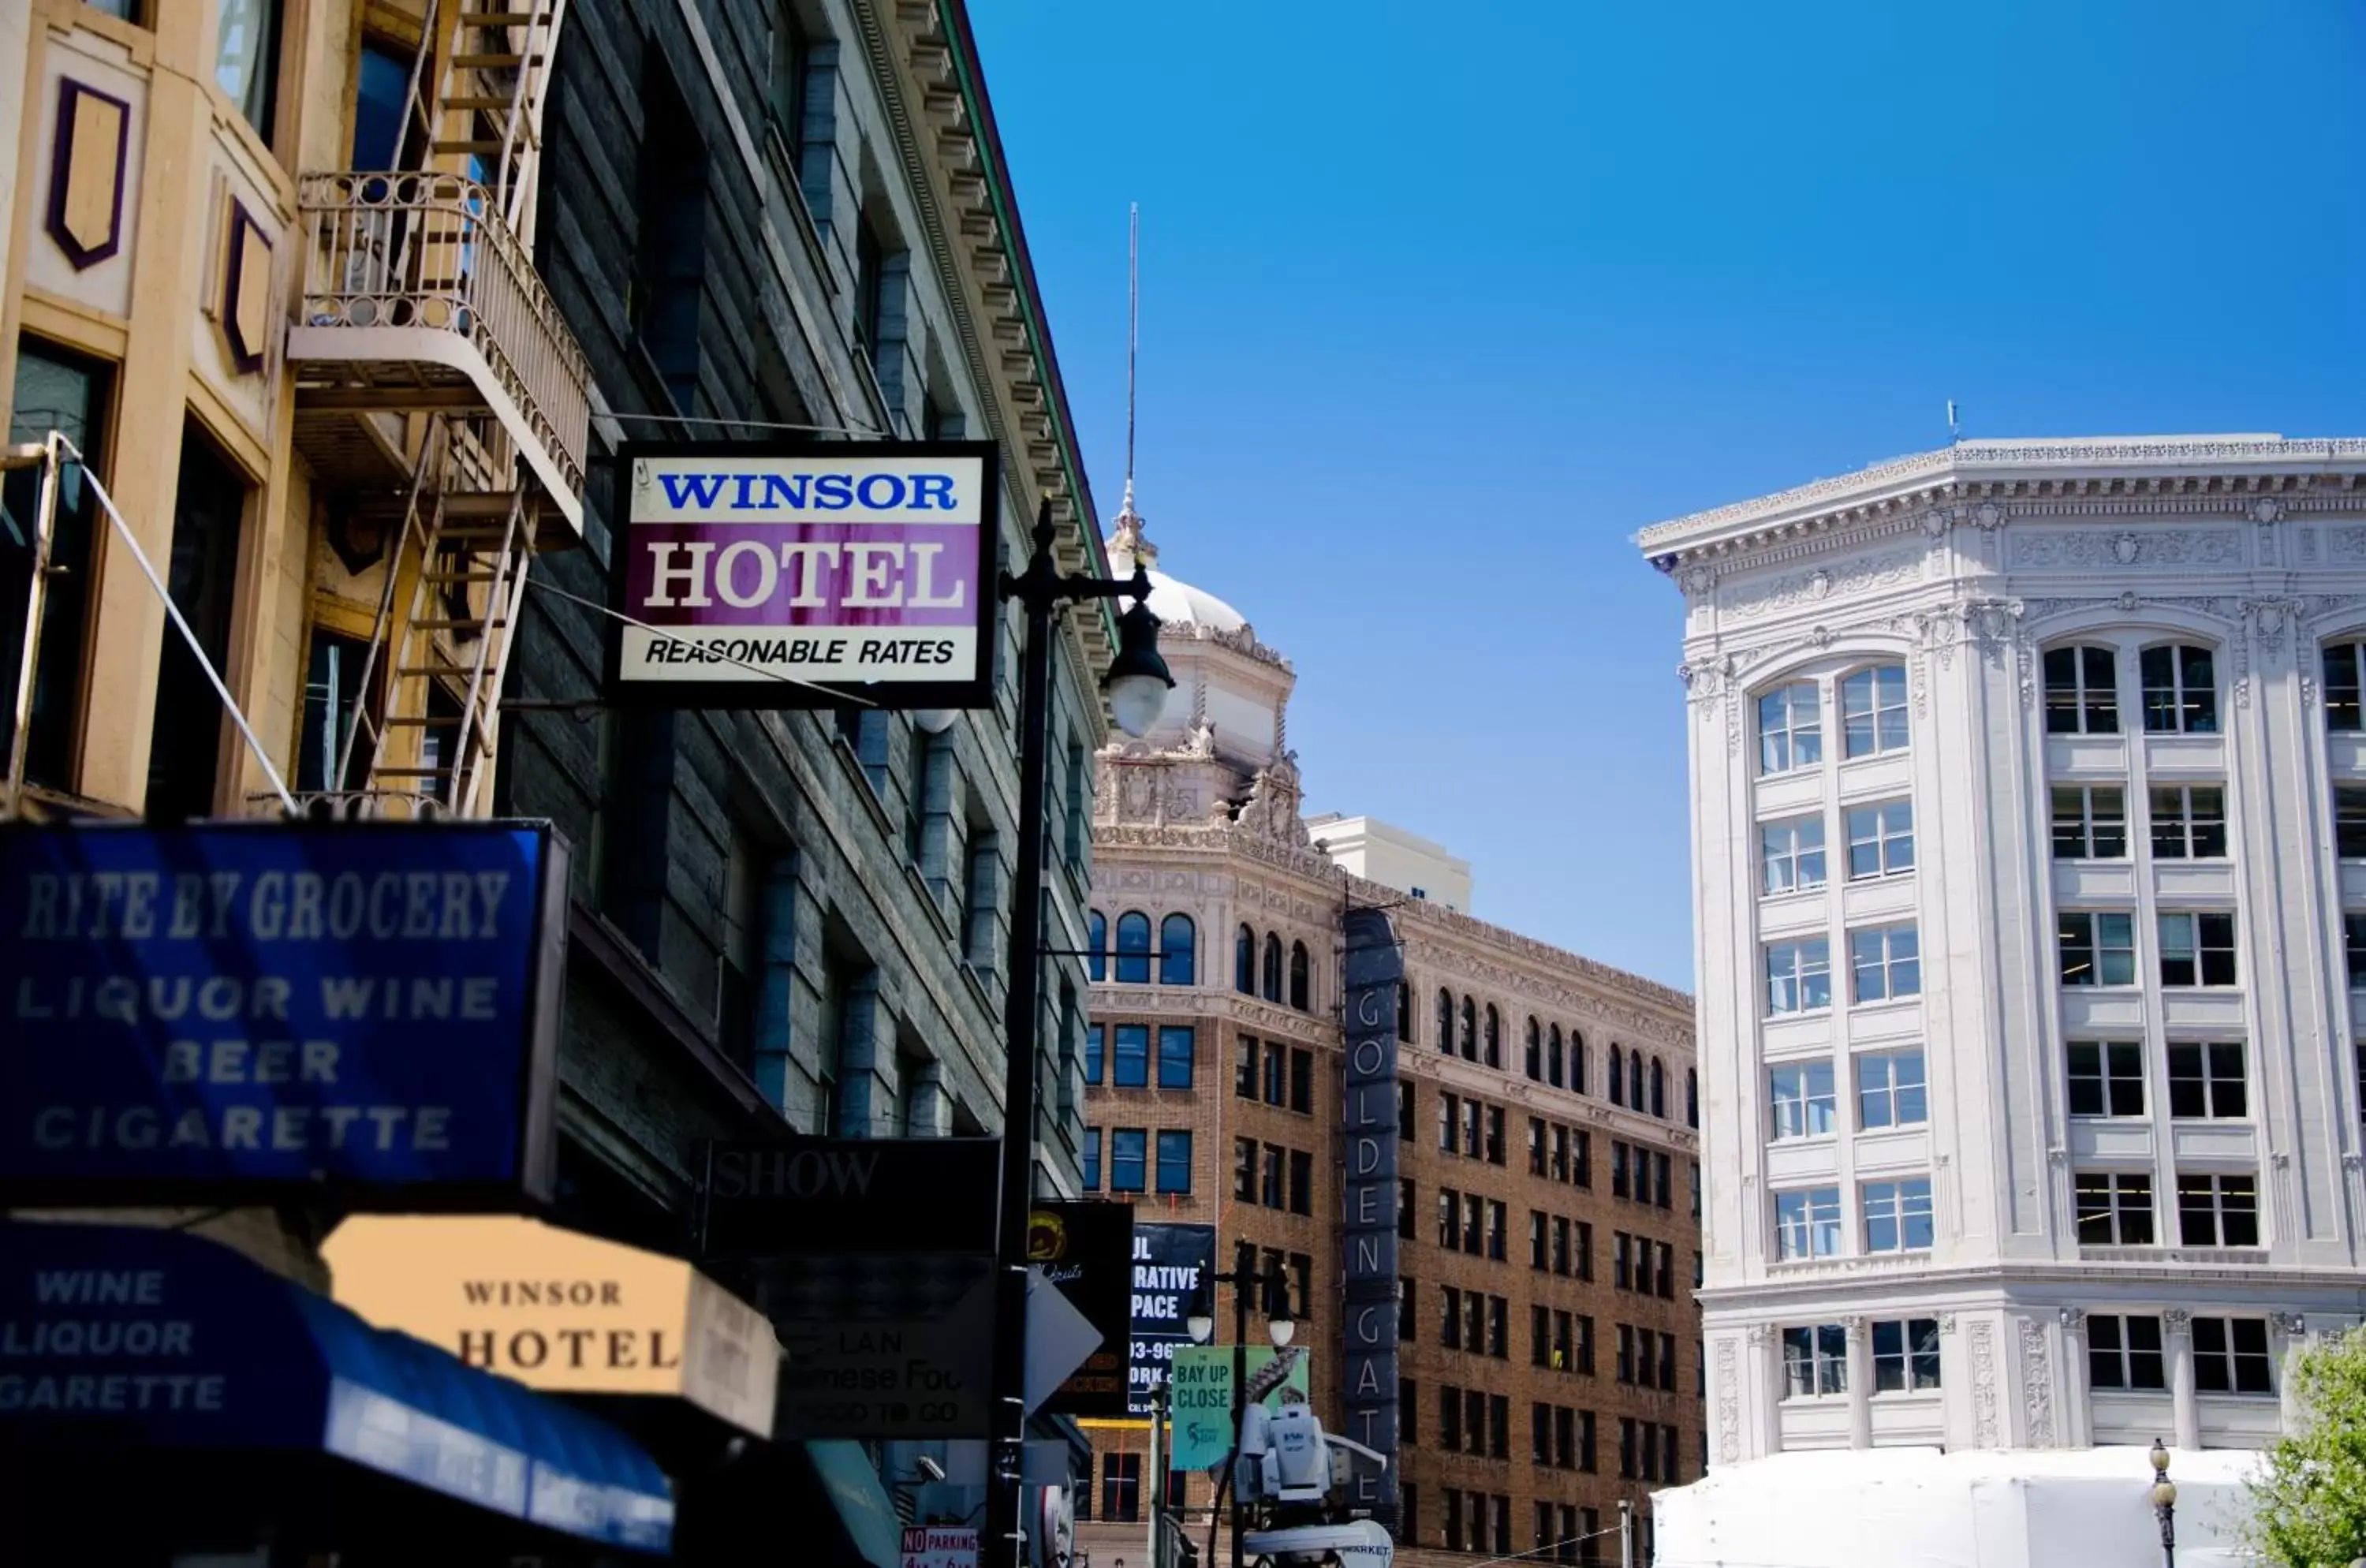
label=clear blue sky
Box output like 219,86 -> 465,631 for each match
970,0 -> 2366,992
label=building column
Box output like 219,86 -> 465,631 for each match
905,1057 -> 951,1138
2164,1310 -> 2200,1450
2056,1310 -> 2090,1448
2274,1313 -> 2312,1434
751,857 -> 803,1116
1843,1317 -> 1872,1450
831,970 -> 901,1138
1748,1323 -> 1783,1458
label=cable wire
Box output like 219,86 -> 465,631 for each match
521,576 -> 875,704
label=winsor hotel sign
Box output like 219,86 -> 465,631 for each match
608,440 -> 1000,711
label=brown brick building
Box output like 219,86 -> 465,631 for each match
1071,507 -> 1700,1566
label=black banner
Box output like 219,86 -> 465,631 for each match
1127,1222 -> 1215,1416
1029,1201 -> 1135,1417
1339,908 -> 1405,1529
696,1136 -> 1001,1257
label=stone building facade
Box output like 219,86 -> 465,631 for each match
1640,435 -> 2366,1470
3,0 -> 1110,1546
1077,506 -> 1700,1566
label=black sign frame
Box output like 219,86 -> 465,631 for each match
1028,1200 -> 1135,1419
0,819 -> 566,1213
604,437 -> 1002,712
696,1134 -> 1002,1259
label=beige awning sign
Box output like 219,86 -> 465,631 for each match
323,1215 -> 778,1438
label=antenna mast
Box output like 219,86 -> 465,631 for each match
1125,203 -> 1140,501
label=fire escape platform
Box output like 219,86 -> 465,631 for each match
287,171 -> 590,547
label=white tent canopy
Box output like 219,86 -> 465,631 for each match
1653,1447 -> 2262,1568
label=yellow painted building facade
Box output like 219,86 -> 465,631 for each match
2,0 -> 586,824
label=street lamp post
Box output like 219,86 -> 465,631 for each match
1188,1254 -> 1296,1568
2148,1439 -> 2177,1568
981,500 -> 1174,1568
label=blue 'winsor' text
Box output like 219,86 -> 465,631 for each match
656,471 -> 957,512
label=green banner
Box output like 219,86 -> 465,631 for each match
1166,1344 -> 1312,1470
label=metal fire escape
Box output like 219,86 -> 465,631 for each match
288,0 -> 585,819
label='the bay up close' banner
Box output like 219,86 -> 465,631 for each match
1166,1344 -> 1312,1471
609,440 -> 1000,711
0,823 -> 565,1207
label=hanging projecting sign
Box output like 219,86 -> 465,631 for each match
1027,1202 -> 1133,1417
607,439 -> 1001,711
1127,1222 -> 1215,1417
322,1215 -> 779,1438
0,823 -> 565,1208
1338,908 -> 1405,1529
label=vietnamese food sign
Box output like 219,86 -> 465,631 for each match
608,440 -> 1000,710
0,822 -> 565,1207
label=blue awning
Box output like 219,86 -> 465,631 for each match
0,1221 -> 673,1553
804,1439 -> 904,1568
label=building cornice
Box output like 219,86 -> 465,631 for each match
856,0 -> 1114,675
1700,1256 -> 2366,1309
1092,830 -> 1696,1040
1636,436 -> 2366,572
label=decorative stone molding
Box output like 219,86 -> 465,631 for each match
1842,1315 -> 1868,1342
2163,1309 -> 2193,1335
1715,1338 -> 1741,1463
1721,548 -> 1924,625
1969,1321 -> 2001,1447
2010,528 -> 2244,570
2020,1316 -> 2055,1448
2057,1308 -> 2086,1333
2328,525 -> 2366,565
1936,1313 -> 1957,1335
2271,1312 -> 2308,1338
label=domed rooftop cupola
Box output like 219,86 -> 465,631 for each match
1101,486 -> 1293,772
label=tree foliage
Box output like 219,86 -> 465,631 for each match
2246,1328 -> 2366,1567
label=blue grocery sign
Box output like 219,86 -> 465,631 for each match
0,823 -> 564,1205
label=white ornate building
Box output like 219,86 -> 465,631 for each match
1639,436 -> 2366,1473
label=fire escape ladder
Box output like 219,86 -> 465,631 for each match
432,0 -> 569,235
348,427 -> 533,815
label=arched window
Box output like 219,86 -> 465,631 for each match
1629,1051 -> 1645,1113
1608,1044 -> 1625,1107
1087,909 -> 1107,984
1397,982 -> 1413,1043
1437,989 -> 1454,1055
1840,663 -> 1909,758
1524,1018 -> 1542,1081
1159,914 -> 1196,986
1289,942 -> 1312,1011
1234,924 -> 1256,995
1459,997 -> 1477,1062
2326,642 -> 2366,732
1263,933 -> 1283,1002
1114,912 -> 1151,984
2043,644 -> 2119,735
2140,644 -> 2219,735
1547,1025 -> 1564,1088
1570,1032 -> 1587,1096
1483,1005 -> 1501,1069
1650,1057 -> 1666,1119
1686,1068 -> 1699,1129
